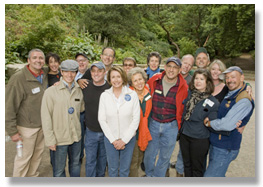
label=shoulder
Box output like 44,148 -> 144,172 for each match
236,90 -> 252,103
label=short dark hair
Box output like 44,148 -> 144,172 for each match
123,57 -> 137,67
147,52 -> 162,66
189,69 -> 214,94
107,66 -> 128,86
102,47 -> 116,57
45,52 -> 61,65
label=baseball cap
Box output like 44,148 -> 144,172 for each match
90,61 -> 106,70
166,57 -> 182,67
75,53 -> 89,60
195,47 -> 208,57
223,66 -> 243,74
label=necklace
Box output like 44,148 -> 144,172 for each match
214,82 -> 222,87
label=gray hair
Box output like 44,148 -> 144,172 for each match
28,49 -> 45,59
127,67 -> 147,86
181,54 -> 195,67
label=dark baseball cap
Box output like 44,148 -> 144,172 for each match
75,53 -> 89,60
166,57 -> 182,67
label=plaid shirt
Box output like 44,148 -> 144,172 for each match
151,76 -> 180,123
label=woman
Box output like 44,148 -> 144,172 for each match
209,59 -> 228,103
98,66 -> 140,177
179,69 -> 220,177
127,67 -> 152,177
45,52 -> 61,87
145,52 -> 164,80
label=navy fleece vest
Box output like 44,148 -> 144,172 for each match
209,84 -> 254,150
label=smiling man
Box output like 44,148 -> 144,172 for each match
6,49 -> 48,177
41,60 -> 84,177
81,61 -> 111,177
144,57 -> 188,177
203,66 -> 254,177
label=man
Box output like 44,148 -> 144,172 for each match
75,53 -> 89,81
189,47 -> 210,76
203,66 -> 254,177
5,49 -> 48,177
82,61 -> 111,177
144,57 -> 188,177
170,54 -> 195,177
41,60 -> 84,177
123,57 -> 136,74
77,47 -> 115,88
145,52 -> 164,80
75,52 -> 89,164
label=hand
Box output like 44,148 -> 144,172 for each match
11,133 -> 23,142
49,145 -> 56,151
113,139 -> 126,150
52,81 -> 60,86
236,126 -> 246,134
236,120 -> 242,128
246,85 -> 255,101
77,79 -> 89,89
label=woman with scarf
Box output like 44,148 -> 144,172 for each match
179,69 -> 220,177
127,67 -> 152,177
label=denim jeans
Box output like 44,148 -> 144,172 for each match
80,112 -> 86,162
175,146 -> 184,174
104,136 -> 136,177
144,118 -> 178,177
50,141 -> 81,177
84,127 -> 107,177
204,145 -> 239,177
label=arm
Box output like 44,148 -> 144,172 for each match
122,93 -> 140,144
41,91 -> 57,147
210,98 -> 252,131
98,94 -> 117,143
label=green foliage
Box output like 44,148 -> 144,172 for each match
177,37 -> 198,57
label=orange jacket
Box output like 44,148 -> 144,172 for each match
147,71 -> 188,129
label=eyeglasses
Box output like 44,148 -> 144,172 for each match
76,59 -> 88,63
123,64 -> 134,67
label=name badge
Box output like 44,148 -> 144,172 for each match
32,87 -> 40,94
155,90 -> 162,94
204,99 -> 215,107
144,95 -> 151,101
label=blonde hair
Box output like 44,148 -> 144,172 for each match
209,59 -> 226,80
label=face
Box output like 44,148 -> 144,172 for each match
180,57 -> 194,75
131,73 -> 145,92
148,56 -> 160,71
76,55 -> 89,73
210,63 -> 222,80
61,71 -> 77,84
164,62 -> 180,81
225,71 -> 244,91
27,51 -> 45,72
48,57 -> 60,73
101,48 -> 115,67
110,70 -> 123,88
194,74 -> 207,92
91,66 -> 106,85
195,53 -> 210,68
123,60 -> 135,73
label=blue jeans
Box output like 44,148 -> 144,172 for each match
144,118 -> 178,177
176,146 -> 184,174
104,136 -> 136,177
204,145 -> 239,177
50,141 -> 81,177
80,112 -> 85,162
84,127 -> 107,177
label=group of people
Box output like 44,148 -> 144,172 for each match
5,46 -> 254,177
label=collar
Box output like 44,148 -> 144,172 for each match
27,65 -> 43,77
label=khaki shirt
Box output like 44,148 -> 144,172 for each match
41,79 -> 84,146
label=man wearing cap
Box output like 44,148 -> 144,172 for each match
41,60 -> 84,177
203,66 -> 254,177
82,61 -> 111,177
143,57 -> 188,177
5,49 -> 48,177
77,47 -> 116,88
74,53 -> 89,164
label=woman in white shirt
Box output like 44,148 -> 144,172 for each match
98,66 -> 140,177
